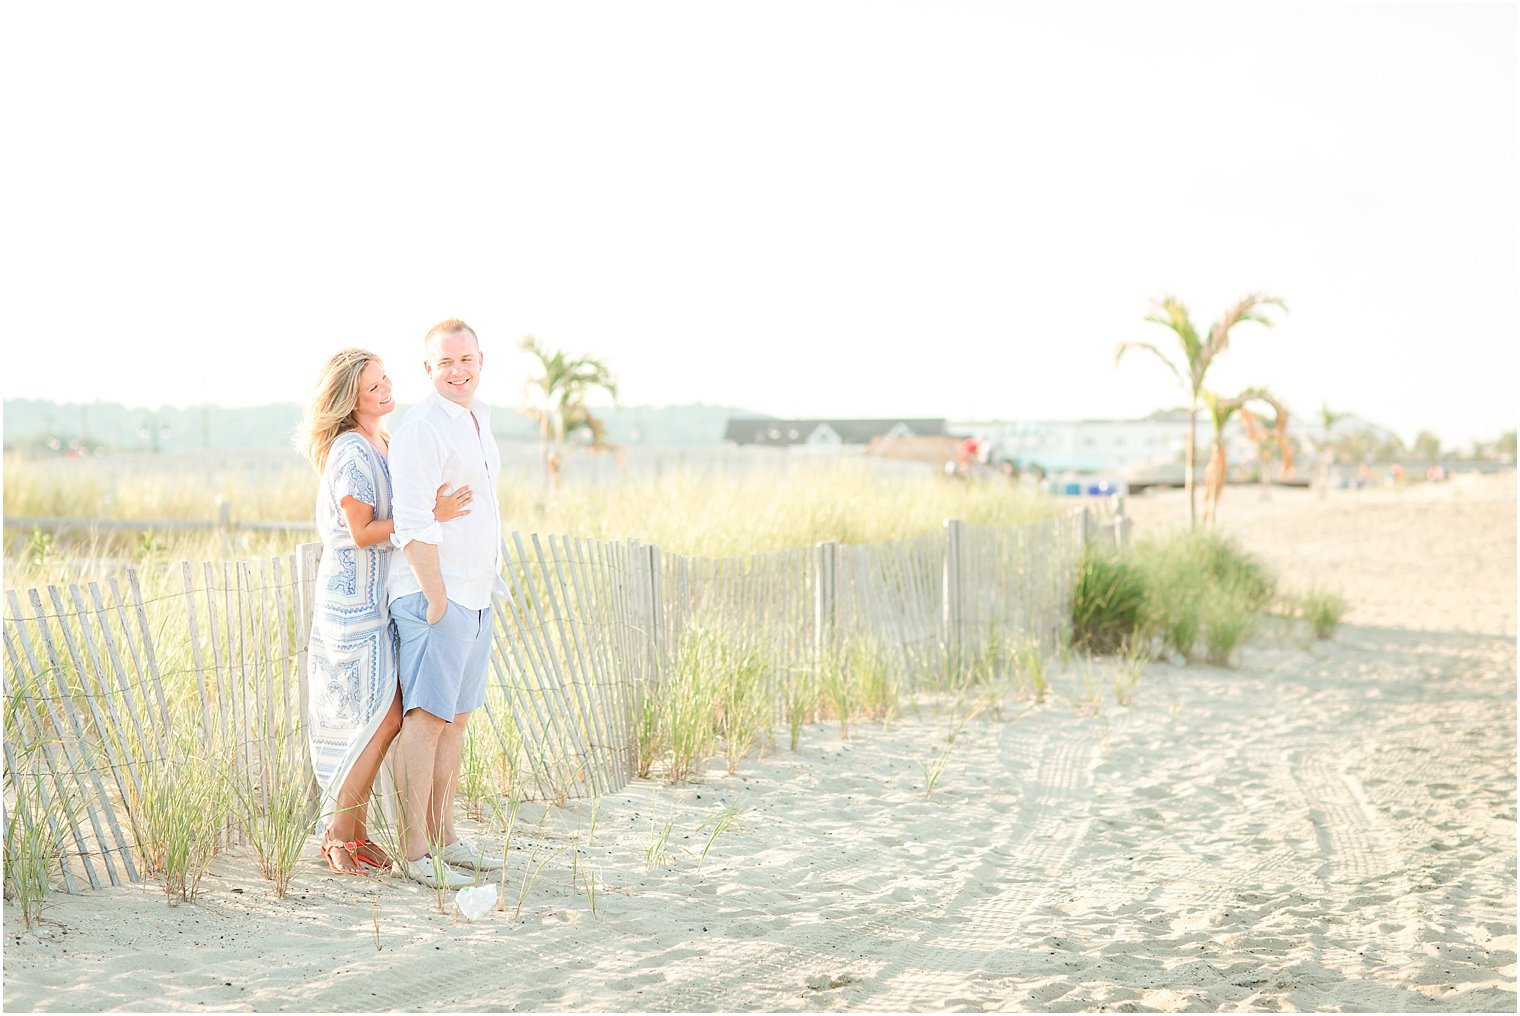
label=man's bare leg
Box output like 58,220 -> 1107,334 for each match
428,711 -> 470,848
395,707 -> 446,863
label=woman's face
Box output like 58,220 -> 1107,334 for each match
353,360 -> 394,420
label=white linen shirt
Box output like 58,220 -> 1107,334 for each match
387,390 -> 508,610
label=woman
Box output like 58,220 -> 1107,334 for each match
298,348 -> 472,875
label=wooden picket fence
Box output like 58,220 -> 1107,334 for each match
2,501 -> 1124,893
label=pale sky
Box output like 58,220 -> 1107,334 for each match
3,2 -> 1516,446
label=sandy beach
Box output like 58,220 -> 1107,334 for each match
5,473 -> 1515,1012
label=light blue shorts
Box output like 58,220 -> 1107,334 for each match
391,592 -> 492,722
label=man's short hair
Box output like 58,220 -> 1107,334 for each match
423,318 -> 479,353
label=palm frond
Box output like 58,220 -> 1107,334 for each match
1144,296 -> 1202,363
1205,293 -> 1286,359
1113,342 -> 1185,389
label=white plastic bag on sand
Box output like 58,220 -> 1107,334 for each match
455,883 -> 497,920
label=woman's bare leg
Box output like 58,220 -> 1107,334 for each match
328,691 -> 403,864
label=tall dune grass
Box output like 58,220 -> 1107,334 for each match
5,453 -> 1050,567
1069,530 -> 1282,667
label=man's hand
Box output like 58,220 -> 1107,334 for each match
403,540 -> 448,626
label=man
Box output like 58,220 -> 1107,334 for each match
388,318 -> 509,887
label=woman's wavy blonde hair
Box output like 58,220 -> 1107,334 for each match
296,348 -> 387,472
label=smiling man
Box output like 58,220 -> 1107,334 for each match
387,318 -> 509,887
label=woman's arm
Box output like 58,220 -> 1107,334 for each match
340,484 -> 472,548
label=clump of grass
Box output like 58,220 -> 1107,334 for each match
635,692 -> 661,779
1113,638 -> 1148,707
460,721 -> 512,820
1070,662 -> 1103,717
816,649 -> 854,738
130,742 -> 233,902
645,812 -> 676,869
1011,636 -> 1050,704
644,618 -> 780,781
3,672 -> 76,929
663,623 -> 723,782
919,704 -> 980,799
234,741 -> 313,898
920,743 -> 954,799
1071,544 -> 1148,654
1131,530 -> 1276,665
1298,585 -> 1349,639
711,631 -> 771,773
784,664 -> 817,751
697,802 -> 745,870
515,844 -> 565,918
581,860 -> 601,920
967,629 -> 1035,717
845,637 -> 900,726
3,764 -> 77,930
814,637 -> 902,737
490,795 -> 522,913
1201,588 -> 1258,666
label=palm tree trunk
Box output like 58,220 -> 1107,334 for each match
1186,398 -> 1198,528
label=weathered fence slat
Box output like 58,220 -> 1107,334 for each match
293,542 -> 322,800
487,591 -> 559,802
123,571 -> 171,740
498,536 -> 585,799
517,531 -> 602,798
562,535 -> 623,792
88,581 -> 165,765
534,533 -> 610,797
56,584 -> 146,878
21,589 -> 127,887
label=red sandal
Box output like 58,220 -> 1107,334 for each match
319,835 -> 368,877
353,838 -> 392,872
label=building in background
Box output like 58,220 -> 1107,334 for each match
723,418 -> 948,452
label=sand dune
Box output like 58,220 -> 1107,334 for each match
5,474 -> 1514,1012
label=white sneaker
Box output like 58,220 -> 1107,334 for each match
441,838 -> 507,872
401,855 -> 476,889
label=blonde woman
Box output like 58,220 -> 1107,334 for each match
298,348 -> 473,876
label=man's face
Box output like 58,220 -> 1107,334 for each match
424,330 -> 483,406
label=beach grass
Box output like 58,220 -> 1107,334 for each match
1071,545 -> 1148,654
3,761 -> 76,929
4,453 -> 1053,568
696,801 -> 745,871
233,740 -> 313,898
128,739 -> 234,902
1297,585 -> 1350,639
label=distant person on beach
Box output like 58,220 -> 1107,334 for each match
388,318 -> 510,888
298,349 -> 473,877
957,436 -> 979,476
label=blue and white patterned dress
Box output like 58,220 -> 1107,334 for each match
307,432 -> 397,830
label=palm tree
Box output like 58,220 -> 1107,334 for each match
1242,403 -> 1293,500
1115,293 -> 1287,526
1200,387 -> 1292,526
518,336 -> 620,498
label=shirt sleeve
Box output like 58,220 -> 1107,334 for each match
389,420 -> 445,548
328,436 -> 379,507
